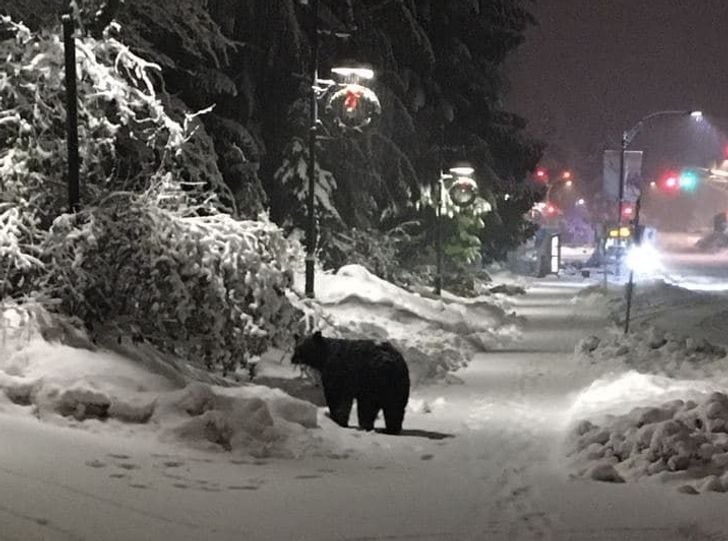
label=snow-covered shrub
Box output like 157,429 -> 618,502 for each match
0,16 -> 229,219
323,223 -> 417,282
0,204 -> 45,298
0,16 -> 234,297
41,195 -> 303,373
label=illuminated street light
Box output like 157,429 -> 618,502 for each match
621,109 -> 703,334
434,165 -> 478,296
330,66 -> 375,81
302,0 -> 379,298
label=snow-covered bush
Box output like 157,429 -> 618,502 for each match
0,204 -> 45,298
0,17 -> 233,298
0,17 -> 229,217
41,195 -> 303,373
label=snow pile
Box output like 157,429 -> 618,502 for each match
570,284 -> 610,306
306,264 -> 522,384
568,391 -> 728,494
0,302 -> 322,459
576,327 -> 727,379
607,279 -> 709,324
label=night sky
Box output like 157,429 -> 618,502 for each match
507,1 -> 728,182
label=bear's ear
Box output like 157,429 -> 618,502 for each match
313,330 -> 323,341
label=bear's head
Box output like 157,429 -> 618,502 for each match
291,331 -> 328,370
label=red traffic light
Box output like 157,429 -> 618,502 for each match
621,204 -> 634,218
658,171 -> 680,193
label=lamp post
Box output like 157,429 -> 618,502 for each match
434,165 -> 477,296
304,0 -> 319,299
301,0 -> 380,298
617,110 -> 702,250
61,2 -> 80,212
620,109 -> 702,332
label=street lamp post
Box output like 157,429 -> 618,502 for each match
619,109 -> 702,332
433,166 -> 477,296
61,2 -> 80,212
301,0 -> 380,298
618,110 -> 702,241
304,0 -> 319,299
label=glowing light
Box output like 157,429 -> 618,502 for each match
331,66 -> 374,80
576,198 -> 585,206
690,110 -> 703,120
607,227 -> 631,238
449,165 -> 475,177
562,170 -> 572,180
626,244 -> 663,275
622,205 -> 634,217
649,181 -> 657,188
679,169 -> 700,192
565,180 -> 573,188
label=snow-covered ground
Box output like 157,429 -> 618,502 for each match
4,256 -> 728,539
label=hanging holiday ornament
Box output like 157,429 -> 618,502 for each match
449,176 -> 478,207
326,83 -> 381,131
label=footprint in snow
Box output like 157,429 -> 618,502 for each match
228,485 -> 260,491
85,459 -> 106,468
116,463 -> 140,471
107,453 -> 131,460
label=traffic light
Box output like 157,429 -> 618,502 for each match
678,169 -> 700,193
534,168 -> 548,182
621,203 -> 635,219
659,171 -> 680,193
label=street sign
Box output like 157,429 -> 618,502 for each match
603,150 -> 643,201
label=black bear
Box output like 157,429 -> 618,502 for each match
291,332 -> 410,434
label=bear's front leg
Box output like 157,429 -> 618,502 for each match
328,397 -> 353,427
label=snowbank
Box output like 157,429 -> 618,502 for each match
568,391 -> 728,494
298,264 -> 522,384
0,302 -> 322,459
568,323 -> 728,493
575,327 -> 727,380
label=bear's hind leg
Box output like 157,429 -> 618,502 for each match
356,396 -> 380,431
382,405 -> 405,434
